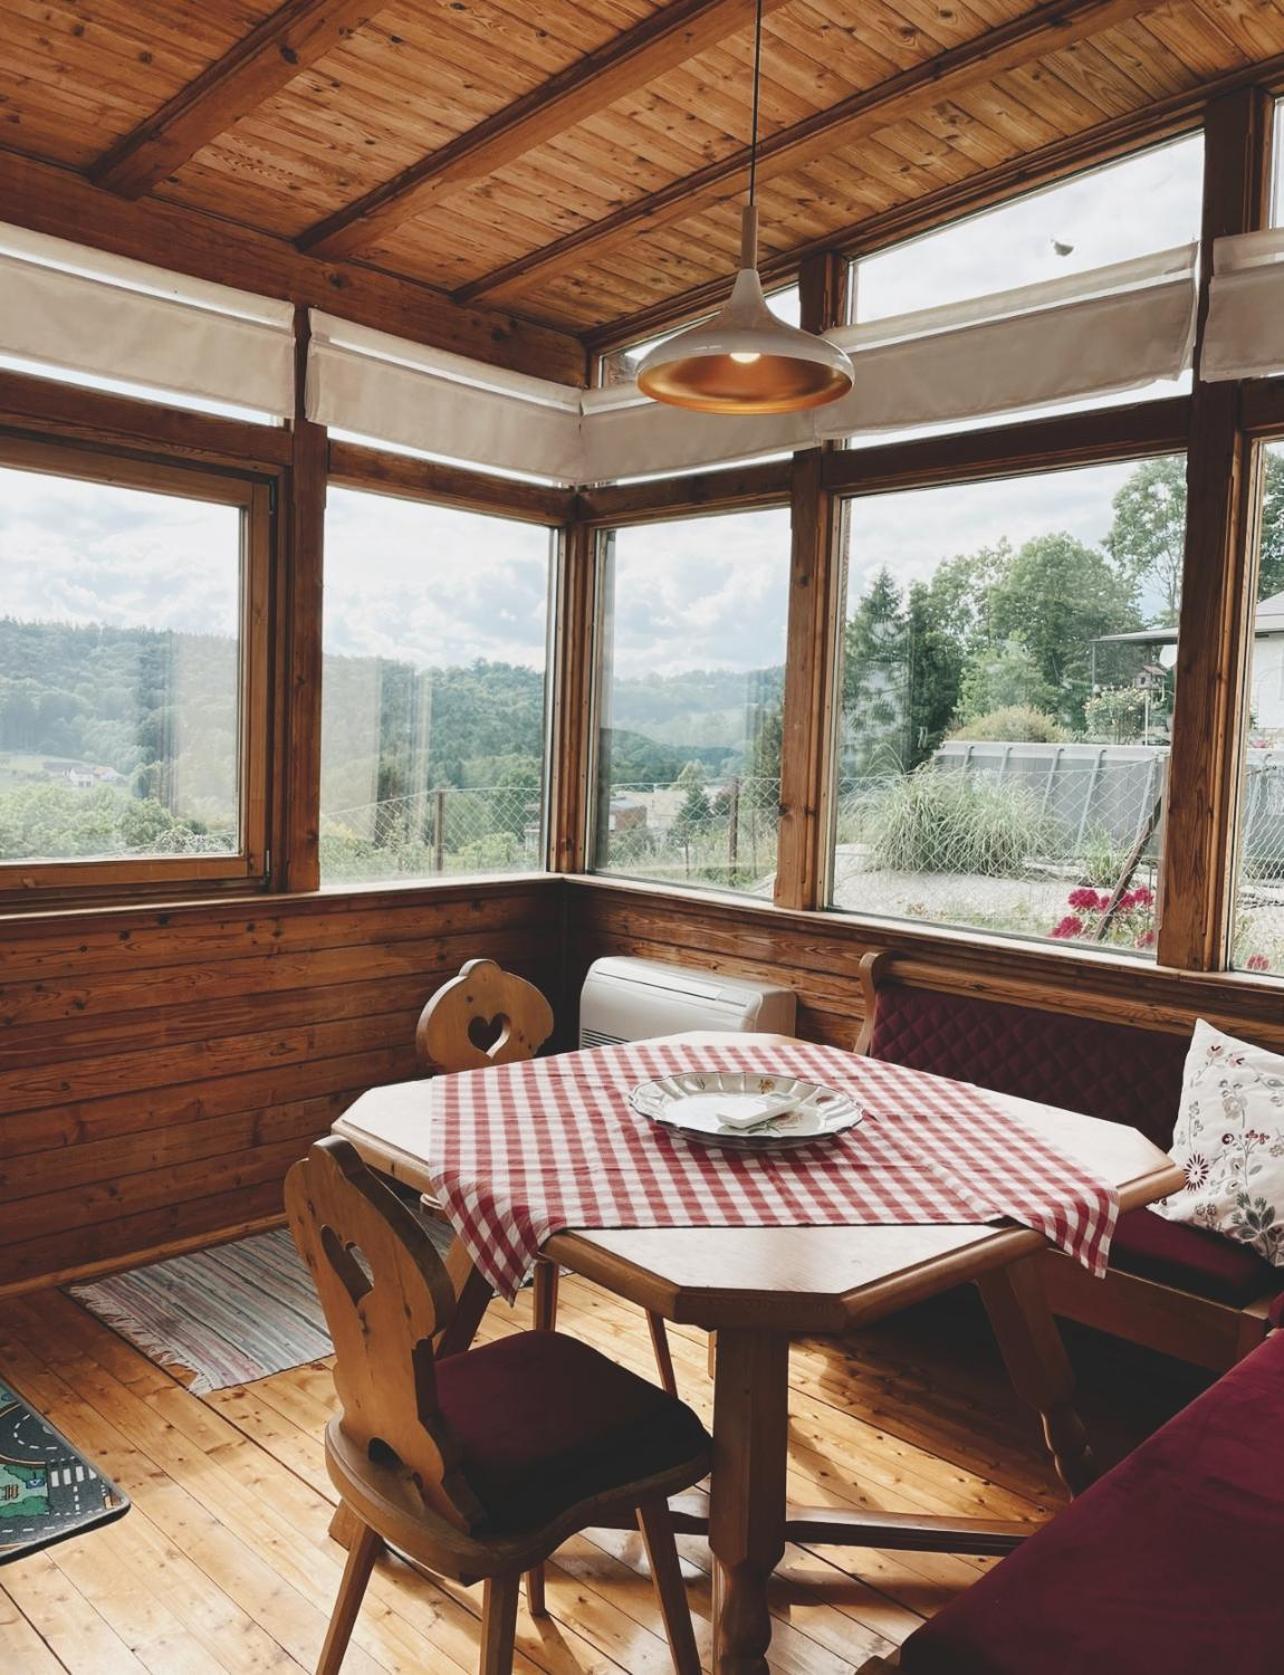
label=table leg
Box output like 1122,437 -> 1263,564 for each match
977,1253 -> 1097,1496
708,1328 -> 790,1675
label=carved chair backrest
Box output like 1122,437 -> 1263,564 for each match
284,1137 -> 484,1531
416,957 -> 554,1074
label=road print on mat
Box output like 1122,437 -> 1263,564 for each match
0,1378 -> 129,1563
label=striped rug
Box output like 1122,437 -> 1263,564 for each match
67,1217 -> 453,1395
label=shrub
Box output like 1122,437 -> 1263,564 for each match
862,768 -> 1051,877
947,706 -> 1070,744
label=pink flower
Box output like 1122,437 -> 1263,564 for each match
1068,886 -> 1104,911
1129,885 -> 1154,909
1135,929 -> 1156,949
1051,914 -> 1085,940
1246,953 -> 1271,972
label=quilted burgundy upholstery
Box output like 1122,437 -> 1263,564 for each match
898,1330 -> 1284,1675
867,985 -> 1189,1148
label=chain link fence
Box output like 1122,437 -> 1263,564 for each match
321,784 -> 544,881
598,776 -> 781,891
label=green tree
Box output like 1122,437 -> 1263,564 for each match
957,637 -> 1055,722
842,567 -> 910,774
1107,451 -> 1284,615
985,533 -> 1140,729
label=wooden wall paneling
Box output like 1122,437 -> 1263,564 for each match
0,149 -> 586,387
1158,86 -> 1273,971
0,878 -> 561,1295
774,451 -> 842,912
90,0 -> 382,198
563,876 -> 1284,1054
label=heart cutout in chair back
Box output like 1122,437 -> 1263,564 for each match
468,1012 -> 511,1055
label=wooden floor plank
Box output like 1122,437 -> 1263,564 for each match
0,1267 -> 1207,1675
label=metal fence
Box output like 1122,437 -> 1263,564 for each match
599,775 -> 781,888
320,784 -> 544,879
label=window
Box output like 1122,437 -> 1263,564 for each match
592,508 -> 790,893
597,286 -> 802,388
1232,440 -> 1284,977
320,489 -> 554,884
830,455 -> 1186,956
0,440 -> 268,889
851,136 -> 1203,324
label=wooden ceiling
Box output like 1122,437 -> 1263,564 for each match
4,0 -> 1284,353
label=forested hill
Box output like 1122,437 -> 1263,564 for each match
0,616 -> 784,792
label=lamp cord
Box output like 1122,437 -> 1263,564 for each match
748,0 -> 763,207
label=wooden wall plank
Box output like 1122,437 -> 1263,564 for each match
0,877 -> 561,1291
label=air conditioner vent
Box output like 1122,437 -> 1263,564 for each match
579,956 -> 796,1049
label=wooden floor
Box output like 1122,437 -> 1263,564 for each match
0,1271 -> 1213,1675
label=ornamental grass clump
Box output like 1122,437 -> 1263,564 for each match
863,768 -> 1051,878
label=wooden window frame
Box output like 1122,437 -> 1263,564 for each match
0,432 -> 273,905
317,450 -> 571,893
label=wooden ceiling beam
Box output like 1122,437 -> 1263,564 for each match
0,150 -> 586,386
587,37 -> 1284,355
456,0 -> 1171,307
90,0 -> 380,199
298,0 -> 793,260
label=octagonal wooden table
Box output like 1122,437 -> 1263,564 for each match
333,1032 -> 1182,1675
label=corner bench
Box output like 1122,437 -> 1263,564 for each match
856,951 -> 1280,1370
859,1319 -> 1284,1674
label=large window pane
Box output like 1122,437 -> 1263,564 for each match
321,490 -> 553,884
593,509 -> 790,892
832,456 -> 1186,955
852,136 -> 1203,324
0,460 -> 243,866
1232,440 -> 1284,976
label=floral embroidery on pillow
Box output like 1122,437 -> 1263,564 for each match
1155,1020 -> 1284,1265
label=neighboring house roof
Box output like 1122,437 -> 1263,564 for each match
1097,592 -> 1284,646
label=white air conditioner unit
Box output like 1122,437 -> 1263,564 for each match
579,956 -> 797,1048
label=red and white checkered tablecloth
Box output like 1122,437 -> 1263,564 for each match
426,1039 -> 1119,1300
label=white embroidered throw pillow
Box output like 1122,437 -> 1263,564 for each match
1153,1019 -> 1284,1264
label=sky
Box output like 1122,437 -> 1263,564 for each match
0,131 -> 1219,688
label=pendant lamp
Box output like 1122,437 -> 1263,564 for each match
636,0 -> 854,415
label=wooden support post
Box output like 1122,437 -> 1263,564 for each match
774,449 -> 842,911
1158,87 -> 1273,971
277,306 -> 325,893
548,519 -> 597,874
773,251 -> 849,913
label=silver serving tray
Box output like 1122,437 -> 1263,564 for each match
629,1069 -> 863,1151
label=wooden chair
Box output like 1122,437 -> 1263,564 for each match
416,959 -> 680,1400
286,1137 -> 710,1675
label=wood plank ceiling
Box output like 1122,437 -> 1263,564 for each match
3,0 -> 1284,346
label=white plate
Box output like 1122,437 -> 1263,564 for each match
629,1069 -> 862,1151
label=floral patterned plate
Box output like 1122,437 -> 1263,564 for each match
629,1070 -> 863,1151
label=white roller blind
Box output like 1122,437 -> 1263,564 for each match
306,311 -> 584,485
817,243 -> 1198,439
1200,229 -> 1284,381
0,222 -> 295,418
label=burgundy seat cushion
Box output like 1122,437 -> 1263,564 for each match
1110,1204 -> 1277,1306
900,1329 -> 1284,1675
435,1332 -> 709,1533
867,986 -> 1189,1148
